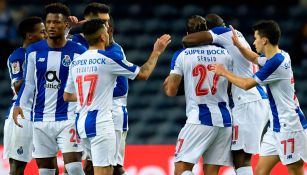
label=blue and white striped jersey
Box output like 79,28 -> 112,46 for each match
69,33 -> 129,106
254,51 -> 307,132
170,45 -> 233,127
209,27 -> 268,106
16,40 -> 86,122
64,50 -> 139,138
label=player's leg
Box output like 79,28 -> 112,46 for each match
231,100 -> 269,175
174,124 -> 218,175
174,162 -> 194,175
83,159 -> 94,175
57,120 -> 84,175
202,127 -> 232,175
36,157 -> 57,174
203,164 -> 220,175
8,114 -> 34,175
88,127 -> 116,175
113,130 -> 128,175
256,128 -> 280,175
255,155 -> 279,175
9,159 -> 27,175
286,159 -> 305,175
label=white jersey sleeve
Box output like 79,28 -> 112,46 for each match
170,49 -> 185,76
110,59 -> 140,80
64,65 -> 76,94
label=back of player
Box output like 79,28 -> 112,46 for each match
175,45 -> 233,127
166,15 -> 233,175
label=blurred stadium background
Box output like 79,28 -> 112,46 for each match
0,0 -> 307,174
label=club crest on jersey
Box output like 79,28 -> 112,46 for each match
11,61 -> 20,74
62,55 -> 71,67
17,146 -> 23,155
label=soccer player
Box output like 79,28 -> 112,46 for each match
211,20 -> 307,175
3,16 -> 46,175
70,3 -> 133,175
164,15 -> 233,175
182,14 -> 270,175
12,3 -> 86,175
63,19 -> 170,175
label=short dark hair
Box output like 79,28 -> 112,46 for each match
83,19 -> 107,45
252,20 -> 281,45
186,15 -> 207,34
18,16 -> 43,39
83,3 -> 110,17
205,13 -> 225,29
45,3 -> 71,19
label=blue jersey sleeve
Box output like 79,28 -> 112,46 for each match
7,48 -> 26,84
255,54 -> 284,82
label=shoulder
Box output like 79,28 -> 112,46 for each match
210,27 -> 231,35
172,48 -> 186,59
9,48 -> 26,61
66,41 -> 87,53
98,50 -> 123,62
107,43 -> 125,57
26,40 -> 48,53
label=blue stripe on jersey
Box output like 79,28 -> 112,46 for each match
122,106 -> 128,131
76,113 -> 81,138
256,85 -> 268,99
267,85 -> 281,132
198,104 -> 213,126
171,48 -> 185,70
211,27 -> 231,35
113,76 -> 128,97
8,48 -> 26,82
218,102 -> 232,127
255,53 -> 284,81
85,110 -> 98,137
296,107 -> 307,129
33,51 -> 49,122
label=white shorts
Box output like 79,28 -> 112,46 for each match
32,120 -> 83,158
260,129 -> 307,165
3,116 -> 33,162
82,127 -> 116,167
174,123 -> 233,166
115,130 -> 127,166
231,99 -> 270,153
112,105 -> 128,131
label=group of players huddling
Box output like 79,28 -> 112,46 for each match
2,2 -> 307,175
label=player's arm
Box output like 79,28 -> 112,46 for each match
64,65 -> 77,102
13,80 -> 23,93
13,51 -> 36,127
182,31 -> 213,47
211,64 -> 257,90
136,34 -> 171,80
230,25 -> 260,65
163,74 -> 182,96
63,92 -> 77,102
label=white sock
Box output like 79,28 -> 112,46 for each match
182,171 -> 194,175
236,166 -> 253,175
63,173 -> 69,175
39,169 -> 56,175
65,162 -> 85,175
122,173 -> 129,175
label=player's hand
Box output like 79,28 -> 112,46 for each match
153,34 -> 171,55
68,16 -> 86,28
230,25 -> 244,49
210,64 -> 226,76
13,106 -> 25,128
